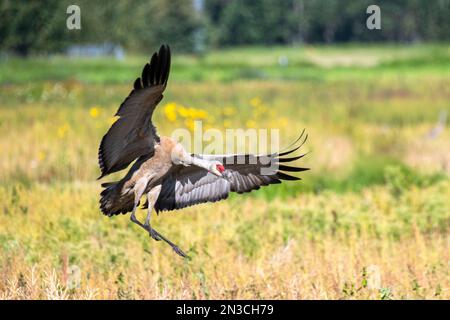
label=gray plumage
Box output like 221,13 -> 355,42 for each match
150,136 -> 308,213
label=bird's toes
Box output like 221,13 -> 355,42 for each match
149,229 -> 161,241
173,246 -> 189,259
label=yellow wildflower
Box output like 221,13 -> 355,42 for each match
246,119 -> 257,128
57,123 -> 70,139
184,119 -> 195,131
177,105 -> 189,118
277,117 -> 289,127
192,108 -> 208,119
89,106 -> 100,118
178,106 -> 208,120
250,97 -> 262,107
164,102 -> 177,122
188,108 -> 198,118
37,151 -> 46,161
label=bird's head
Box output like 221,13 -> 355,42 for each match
209,161 -> 225,177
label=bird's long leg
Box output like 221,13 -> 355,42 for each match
130,216 -> 189,257
129,178 -> 148,232
144,185 -> 162,241
144,185 -> 188,258
146,228 -> 188,258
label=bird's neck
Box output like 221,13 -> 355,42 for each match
171,142 -> 211,171
188,155 -> 211,171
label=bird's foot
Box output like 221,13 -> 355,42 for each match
145,225 -> 161,241
148,228 -> 161,241
145,225 -> 190,259
172,245 -> 189,259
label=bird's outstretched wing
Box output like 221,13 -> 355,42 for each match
151,133 -> 309,213
98,45 -> 171,178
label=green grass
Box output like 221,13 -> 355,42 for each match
1,43 -> 449,84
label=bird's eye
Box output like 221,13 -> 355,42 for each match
216,164 -> 225,173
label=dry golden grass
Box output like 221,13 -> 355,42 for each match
0,182 -> 448,299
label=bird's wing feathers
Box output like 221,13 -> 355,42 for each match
98,45 -> 171,178
154,168 -> 231,212
153,133 -> 309,213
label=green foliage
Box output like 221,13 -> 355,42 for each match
1,43 -> 449,84
1,1 -> 449,55
384,165 -> 446,198
0,0 -> 203,55
0,0 -> 69,55
206,0 -> 450,45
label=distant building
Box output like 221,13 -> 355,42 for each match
66,43 -> 125,60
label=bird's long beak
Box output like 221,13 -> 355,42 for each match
212,170 -> 223,178
213,164 -> 225,177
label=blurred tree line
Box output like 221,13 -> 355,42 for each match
0,0 -> 448,55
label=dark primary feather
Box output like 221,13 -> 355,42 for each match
150,133 -> 309,213
98,45 -> 171,179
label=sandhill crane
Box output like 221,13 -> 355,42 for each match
426,110 -> 447,140
98,45 -> 308,257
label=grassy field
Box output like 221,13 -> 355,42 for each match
0,44 -> 449,299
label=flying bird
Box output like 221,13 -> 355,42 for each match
98,45 -> 309,257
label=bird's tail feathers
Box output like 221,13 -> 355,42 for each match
100,181 -> 134,216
